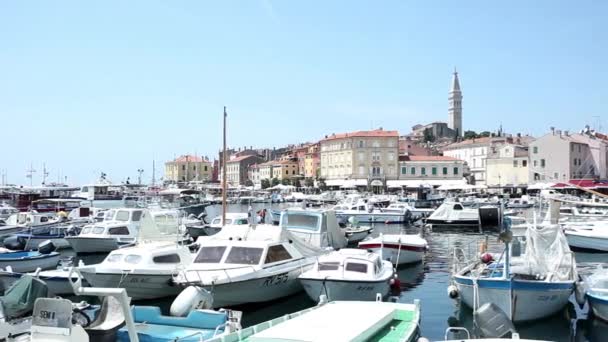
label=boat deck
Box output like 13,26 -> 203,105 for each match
220,301 -> 419,342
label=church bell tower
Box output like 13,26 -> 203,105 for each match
448,69 -> 463,136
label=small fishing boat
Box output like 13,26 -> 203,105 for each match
450,220 -> 577,322
425,201 -> 480,226
65,208 -> 146,254
205,297 -> 421,342
564,221 -> 608,252
299,249 -> 394,302
79,241 -> 193,300
0,249 -> 60,273
11,225 -> 76,251
386,202 -> 434,220
585,267 -> 608,322
204,212 -> 250,235
333,201 -> 411,224
0,263 -> 88,296
343,224 -> 373,244
358,233 -> 428,266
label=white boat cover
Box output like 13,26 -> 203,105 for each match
522,224 -> 576,281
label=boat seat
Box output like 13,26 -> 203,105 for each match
132,306 -> 227,330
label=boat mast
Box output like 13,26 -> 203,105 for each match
222,106 -> 228,224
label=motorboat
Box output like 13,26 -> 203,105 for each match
299,249 -> 394,302
173,224 -> 331,308
358,233 -> 427,266
585,267 -> 608,322
0,249 -> 60,273
342,224 -> 373,244
506,198 -> 534,209
0,275 -> 51,340
564,221 -> 608,252
205,298 -> 421,342
278,208 -> 348,249
3,212 -> 62,229
0,263 -> 88,296
78,241 -> 193,300
450,219 -> 577,322
29,199 -> 82,213
203,213 -> 250,236
10,225 -> 77,251
386,202 -> 434,220
0,203 -> 19,222
65,208 -> 146,254
425,202 -> 480,226
332,201 -> 411,224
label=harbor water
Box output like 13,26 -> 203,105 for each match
70,201 -> 608,341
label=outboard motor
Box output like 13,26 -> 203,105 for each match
171,286 -> 214,317
473,302 -> 516,338
38,240 -> 56,255
3,235 -> 26,251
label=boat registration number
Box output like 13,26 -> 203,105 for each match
263,272 -> 289,286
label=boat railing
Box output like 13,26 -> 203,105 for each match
179,265 -> 259,286
444,327 -> 470,340
451,237 -> 486,274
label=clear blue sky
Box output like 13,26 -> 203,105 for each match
1,1 -> 606,185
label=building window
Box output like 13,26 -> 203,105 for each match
522,160 -> 527,167
421,167 -> 426,175
541,159 -> 546,167
432,167 -> 437,175
578,145 -> 581,152
182,165 -> 186,171
204,166 -> 208,171
533,160 -> 537,167
554,172 -> 558,179
453,167 -> 459,175
533,146 -> 538,154
401,166 -> 407,175
358,140 -> 364,148
443,167 -> 448,175
513,160 -> 518,167
571,144 -> 574,152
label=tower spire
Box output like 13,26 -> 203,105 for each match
448,68 -> 463,137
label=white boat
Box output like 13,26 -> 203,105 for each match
173,225 -> 321,308
78,241 -> 193,300
358,233 -> 427,266
451,222 -> 576,322
0,250 -> 60,273
3,212 -> 62,229
0,203 -> 19,222
333,201 -> 411,224
278,208 -> 348,249
299,249 -> 394,302
206,298 -> 421,342
343,224 -> 373,244
585,267 -> 608,322
68,208 -> 187,254
386,202 -> 434,220
564,221 -> 608,252
425,202 -> 480,226
506,197 -> 534,209
204,213 -> 250,235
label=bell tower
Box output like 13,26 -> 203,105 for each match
448,68 -> 463,136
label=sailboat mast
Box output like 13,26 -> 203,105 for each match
222,106 -> 228,224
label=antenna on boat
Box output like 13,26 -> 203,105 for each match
26,163 -> 36,187
42,163 -> 49,185
222,106 -> 228,225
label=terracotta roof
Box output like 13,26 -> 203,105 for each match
321,129 -> 399,141
227,155 -> 258,163
444,137 -> 494,149
171,155 -> 208,163
399,155 -> 461,162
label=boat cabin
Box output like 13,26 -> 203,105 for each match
4,212 -> 60,227
279,209 -> 347,249
73,184 -> 123,201
314,249 -> 385,280
209,213 -> 249,228
101,242 -> 193,269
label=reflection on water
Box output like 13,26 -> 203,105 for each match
67,202 -> 608,341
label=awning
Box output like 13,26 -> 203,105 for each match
527,182 -> 556,190
387,179 -> 468,189
370,180 -> 383,186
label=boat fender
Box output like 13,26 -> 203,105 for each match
447,285 -> 459,299
480,253 -> 493,264
288,240 -> 293,244
170,286 -> 214,317
390,277 -> 402,293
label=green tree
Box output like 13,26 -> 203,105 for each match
261,178 -> 270,189
281,178 -> 291,186
463,130 -> 478,140
271,177 -> 280,186
479,131 -> 491,138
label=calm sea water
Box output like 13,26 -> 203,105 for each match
73,201 -> 608,341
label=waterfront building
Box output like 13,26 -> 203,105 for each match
304,144 -> 320,179
258,161 -> 274,182
221,155 -> 263,186
529,128 -> 607,183
389,156 -> 467,188
164,155 -> 212,183
399,138 -> 434,156
486,145 -> 529,188
272,160 -> 299,181
319,128 -> 399,189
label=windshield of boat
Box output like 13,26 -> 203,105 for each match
194,246 -> 227,263
124,254 -> 142,264
280,213 -> 319,231
92,227 -> 105,234
318,262 -> 339,271
224,247 -> 264,265
115,210 -> 130,222
81,227 -> 91,234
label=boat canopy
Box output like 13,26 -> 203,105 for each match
517,224 -> 576,281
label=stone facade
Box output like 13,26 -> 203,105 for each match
164,155 -> 212,183
486,145 -> 529,187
